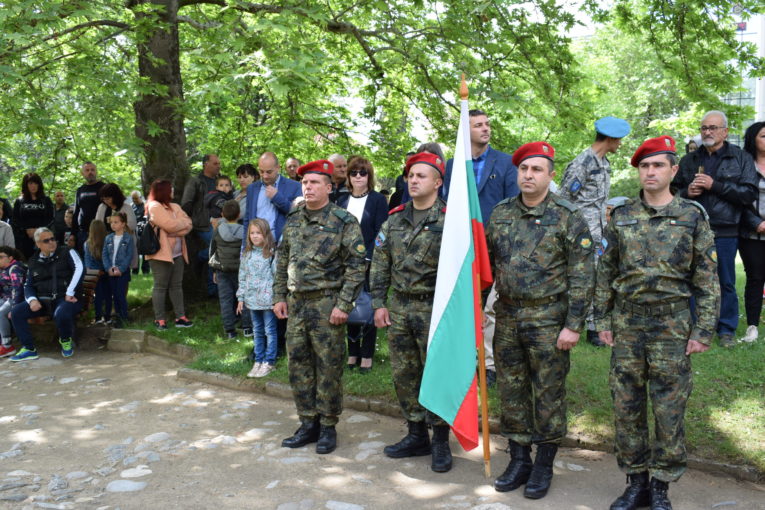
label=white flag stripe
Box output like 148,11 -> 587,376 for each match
427,99 -> 472,346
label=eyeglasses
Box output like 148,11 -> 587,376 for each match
700,125 -> 724,133
39,237 -> 56,244
349,170 -> 368,177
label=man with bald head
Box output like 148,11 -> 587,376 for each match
328,154 -> 349,204
242,152 -> 302,247
672,110 -> 757,348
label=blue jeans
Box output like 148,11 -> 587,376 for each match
251,308 -> 278,365
11,298 -> 83,350
94,275 -> 112,320
109,272 -> 131,320
715,236 -> 739,335
215,271 -> 238,332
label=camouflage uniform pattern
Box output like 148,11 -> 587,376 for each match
370,198 -> 447,425
274,202 -> 366,427
558,147 -> 611,329
593,194 -> 719,482
486,193 -> 595,445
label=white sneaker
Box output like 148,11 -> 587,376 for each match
247,362 -> 262,378
256,364 -> 274,378
741,325 -> 758,343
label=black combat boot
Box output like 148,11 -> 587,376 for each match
430,425 -> 453,473
383,421 -> 431,458
523,443 -> 558,499
610,472 -> 650,510
494,440 -> 532,492
649,478 -> 672,510
315,425 -> 337,454
281,419 -> 320,448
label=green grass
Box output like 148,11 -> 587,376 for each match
125,263 -> 765,473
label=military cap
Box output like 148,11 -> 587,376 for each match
630,135 -> 676,167
297,159 -> 334,177
595,116 -> 631,138
404,152 -> 445,178
511,141 -> 555,167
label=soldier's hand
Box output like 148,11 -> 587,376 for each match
686,339 -> 709,355
599,330 -> 614,346
273,301 -> 288,319
329,307 -> 348,325
374,308 -> 391,328
556,327 -> 580,351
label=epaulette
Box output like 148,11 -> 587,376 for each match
287,203 -> 305,216
332,207 -> 355,223
551,194 -> 578,213
681,198 -> 710,221
389,204 -> 405,215
609,199 -> 630,219
495,197 -> 514,208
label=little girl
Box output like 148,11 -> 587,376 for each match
236,219 -> 277,378
102,212 -> 134,329
0,247 -> 25,357
84,220 -> 110,324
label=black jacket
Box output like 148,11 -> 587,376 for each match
26,246 -> 83,301
673,143 -> 758,237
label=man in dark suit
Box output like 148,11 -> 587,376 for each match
444,109 -> 520,386
243,152 -> 303,245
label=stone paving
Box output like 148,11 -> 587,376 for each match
0,350 -> 762,509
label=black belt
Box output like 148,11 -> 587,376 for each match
398,291 -> 435,301
500,293 -> 562,307
616,297 -> 690,317
289,289 -> 336,300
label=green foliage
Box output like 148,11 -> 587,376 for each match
0,0 -> 760,198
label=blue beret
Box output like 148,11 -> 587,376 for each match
595,116 -> 631,138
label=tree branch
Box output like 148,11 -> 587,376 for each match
179,0 -> 226,7
1,20 -> 131,59
177,15 -> 222,29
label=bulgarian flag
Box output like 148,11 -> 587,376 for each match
418,85 -> 493,452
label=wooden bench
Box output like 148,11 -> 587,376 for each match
27,268 -> 102,326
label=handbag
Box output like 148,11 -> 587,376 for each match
347,288 -> 374,326
137,221 -> 160,256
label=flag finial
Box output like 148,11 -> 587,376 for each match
460,74 -> 468,100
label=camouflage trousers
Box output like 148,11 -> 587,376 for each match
610,306 -> 693,482
286,293 -> 346,427
494,298 -> 570,446
585,221 -> 603,331
388,293 -> 446,426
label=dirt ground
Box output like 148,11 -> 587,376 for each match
0,349 -> 762,510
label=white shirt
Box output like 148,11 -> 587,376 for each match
347,195 -> 368,223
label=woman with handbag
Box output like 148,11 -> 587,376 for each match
145,179 -> 193,330
337,156 -> 389,373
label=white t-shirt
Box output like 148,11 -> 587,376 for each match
347,195 -> 368,223
112,235 -> 123,267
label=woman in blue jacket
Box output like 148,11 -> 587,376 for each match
102,212 -> 134,328
337,156 -> 389,373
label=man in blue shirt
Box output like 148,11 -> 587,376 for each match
444,109 -> 520,386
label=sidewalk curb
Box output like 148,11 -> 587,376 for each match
107,330 -> 763,483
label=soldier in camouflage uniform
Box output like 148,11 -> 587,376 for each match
370,152 -> 453,473
487,142 -> 595,500
594,136 -> 719,510
558,116 -> 631,346
273,159 -> 366,455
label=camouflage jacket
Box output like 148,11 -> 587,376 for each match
273,201 -> 366,314
558,147 -> 611,238
486,192 -> 595,331
370,198 -> 445,309
592,194 -> 720,344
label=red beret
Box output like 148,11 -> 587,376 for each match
297,159 -> 334,178
404,152 -> 445,178
630,136 -> 676,167
512,141 -> 555,167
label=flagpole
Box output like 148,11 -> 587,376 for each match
461,74 -> 492,479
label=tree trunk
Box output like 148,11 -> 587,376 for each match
130,0 -> 188,195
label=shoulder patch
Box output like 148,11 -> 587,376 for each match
706,246 -> 717,263
682,198 -> 710,222
388,204 -> 405,215
374,231 -> 386,247
568,178 -> 582,194
551,195 -> 577,213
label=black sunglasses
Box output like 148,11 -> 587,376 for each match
349,170 -> 368,177
39,237 -> 56,244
